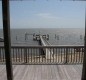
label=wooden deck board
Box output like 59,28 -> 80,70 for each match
0,65 -> 82,80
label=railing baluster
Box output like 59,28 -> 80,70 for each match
59,48 -> 61,63
49,48 -> 52,63
4,48 -> 5,62
58,48 -> 60,64
14,48 -> 15,62
1,48 -> 3,62
34,48 -> 35,63
35,48 -> 37,63
24,48 -> 25,63
80,48 -> 82,63
60,48 -> 61,63
25,48 -> 27,63
28,48 -> 29,63
71,48 -> 72,63
53,48 -> 54,63
39,48 -> 40,63
64,48 -> 65,64
76,48 -> 78,63
19,48 -> 21,62
20,48 -> 22,62
79,48 -> 82,63
81,48 -> 84,63
57,48 -> 58,63
31,48 -> 32,63
23,48 -> 24,62
60,48 -> 63,63
68,48 -> 70,63
17,48 -> 18,62
78,48 -> 80,63
68,48 -> 69,63
59,48 -> 60,63
56,48 -> 57,63
1,48 -> 2,62
82,47 -> 84,63
2,48 -> 4,62
0,48 -> 1,62
18,49 -> 20,62
0,46 -> 84,64
36,48 -> 38,63
27,48 -> 28,63
65,48 -> 68,64
81,48 -> 82,63
82,48 -> 84,63
15,48 -> 17,62
22,48 -> 23,62
41,47 -> 43,63
11,48 -> 12,63
12,48 -> 14,63
23,48 -> 25,62
67,48 -> 71,64
72,48 -> 74,63
73,48 -> 75,63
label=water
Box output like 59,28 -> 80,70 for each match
0,28 -> 85,46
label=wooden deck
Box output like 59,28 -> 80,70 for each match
0,65 -> 82,80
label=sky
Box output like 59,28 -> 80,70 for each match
0,0 -> 86,28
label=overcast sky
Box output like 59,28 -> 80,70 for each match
0,0 -> 85,28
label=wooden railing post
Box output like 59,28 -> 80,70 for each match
0,48 -> 1,61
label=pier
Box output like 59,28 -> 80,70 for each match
33,34 -> 53,59
40,35 -> 53,59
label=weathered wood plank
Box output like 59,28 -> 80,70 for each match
0,65 -> 82,80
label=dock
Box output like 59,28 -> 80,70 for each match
40,36 -> 53,59
33,34 -> 53,59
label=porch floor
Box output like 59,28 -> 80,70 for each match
0,64 -> 82,80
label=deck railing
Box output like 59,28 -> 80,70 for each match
0,45 -> 84,64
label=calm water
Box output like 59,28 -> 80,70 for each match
0,28 -> 85,46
